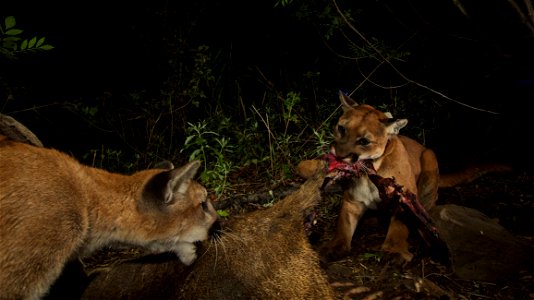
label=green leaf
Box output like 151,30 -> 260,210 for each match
183,135 -> 195,147
28,37 -> 37,48
216,209 -> 230,217
189,149 -> 201,161
5,16 -> 16,30
1,43 -> 15,51
36,37 -> 45,47
20,39 -> 28,50
2,37 -> 21,43
5,29 -> 23,36
39,45 -> 54,50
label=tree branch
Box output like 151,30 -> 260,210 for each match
331,0 -> 500,114
506,0 -> 534,36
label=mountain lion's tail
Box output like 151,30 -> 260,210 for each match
439,163 -> 513,188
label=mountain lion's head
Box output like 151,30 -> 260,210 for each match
139,160 -> 220,265
331,91 -> 408,163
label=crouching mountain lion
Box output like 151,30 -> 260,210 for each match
299,91 -> 510,262
81,169 -> 336,299
0,134 -> 219,300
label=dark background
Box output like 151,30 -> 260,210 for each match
2,0 -> 534,170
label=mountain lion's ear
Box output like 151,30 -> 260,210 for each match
385,119 -> 408,135
338,90 -> 358,111
165,160 -> 201,204
152,160 -> 174,170
142,160 -> 201,207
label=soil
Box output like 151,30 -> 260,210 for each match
79,167 -> 534,300
317,170 -> 534,300
216,167 -> 534,300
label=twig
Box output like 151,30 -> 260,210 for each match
331,0 -> 500,114
251,105 -> 275,171
525,0 -> 534,24
506,0 -> 534,36
451,0 -> 470,18
214,183 -> 301,210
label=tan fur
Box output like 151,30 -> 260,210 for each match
81,170 -> 335,299
438,163 -> 512,188
0,135 -> 219,300
299,92 -> 510,262
318,92 -> 439,261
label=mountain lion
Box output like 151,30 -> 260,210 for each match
80,168 -> 335,299
0,135 -> 219,300
298,91 -> 510,262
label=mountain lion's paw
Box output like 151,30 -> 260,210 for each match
175,242 -> 198,265
319,239 -> 351,262
296,159 -> 326,179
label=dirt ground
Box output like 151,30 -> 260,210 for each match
313,170 -> 534,300
78,168 -> 533,300
212,166 -> 534,299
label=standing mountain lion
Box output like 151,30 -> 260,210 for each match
0,134 -> 219,300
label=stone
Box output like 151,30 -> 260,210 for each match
429,204 -> 532,282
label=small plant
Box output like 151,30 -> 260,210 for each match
216,209 -> 230,218
251,90 -> 308,179
0,16 -> 54,60
360,252 -> 383,262
262,190 -> 278,208
307,127 -> 332,157
182,120 -> 237,196
83,146 -> 141,173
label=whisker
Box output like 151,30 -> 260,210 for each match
206,228 -> 240,270
221,232 -> 248,253
212,235 -> 220,270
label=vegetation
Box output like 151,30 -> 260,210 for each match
1,3 -> 532,298
1,0 -> 530,195
0,16 -> 53,60
64,1 -> 432,192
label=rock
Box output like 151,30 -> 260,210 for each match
429,204 -> 532,282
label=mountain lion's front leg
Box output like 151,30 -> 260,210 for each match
382,216 -> 413,262
321,175 -> 380,260
321,194 -> 366,260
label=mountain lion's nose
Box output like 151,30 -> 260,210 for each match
208,220 -> 222,240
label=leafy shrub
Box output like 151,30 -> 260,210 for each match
0,16 -> 54,60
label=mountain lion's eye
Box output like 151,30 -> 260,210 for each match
201,201 -> 208,211
337,125 -> 346,136
357,138 -> 370,146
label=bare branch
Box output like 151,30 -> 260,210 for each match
331,0 -> 500,114
507,0 -> 534,36
525,0 -> 534,24
451,0 -> 470,18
